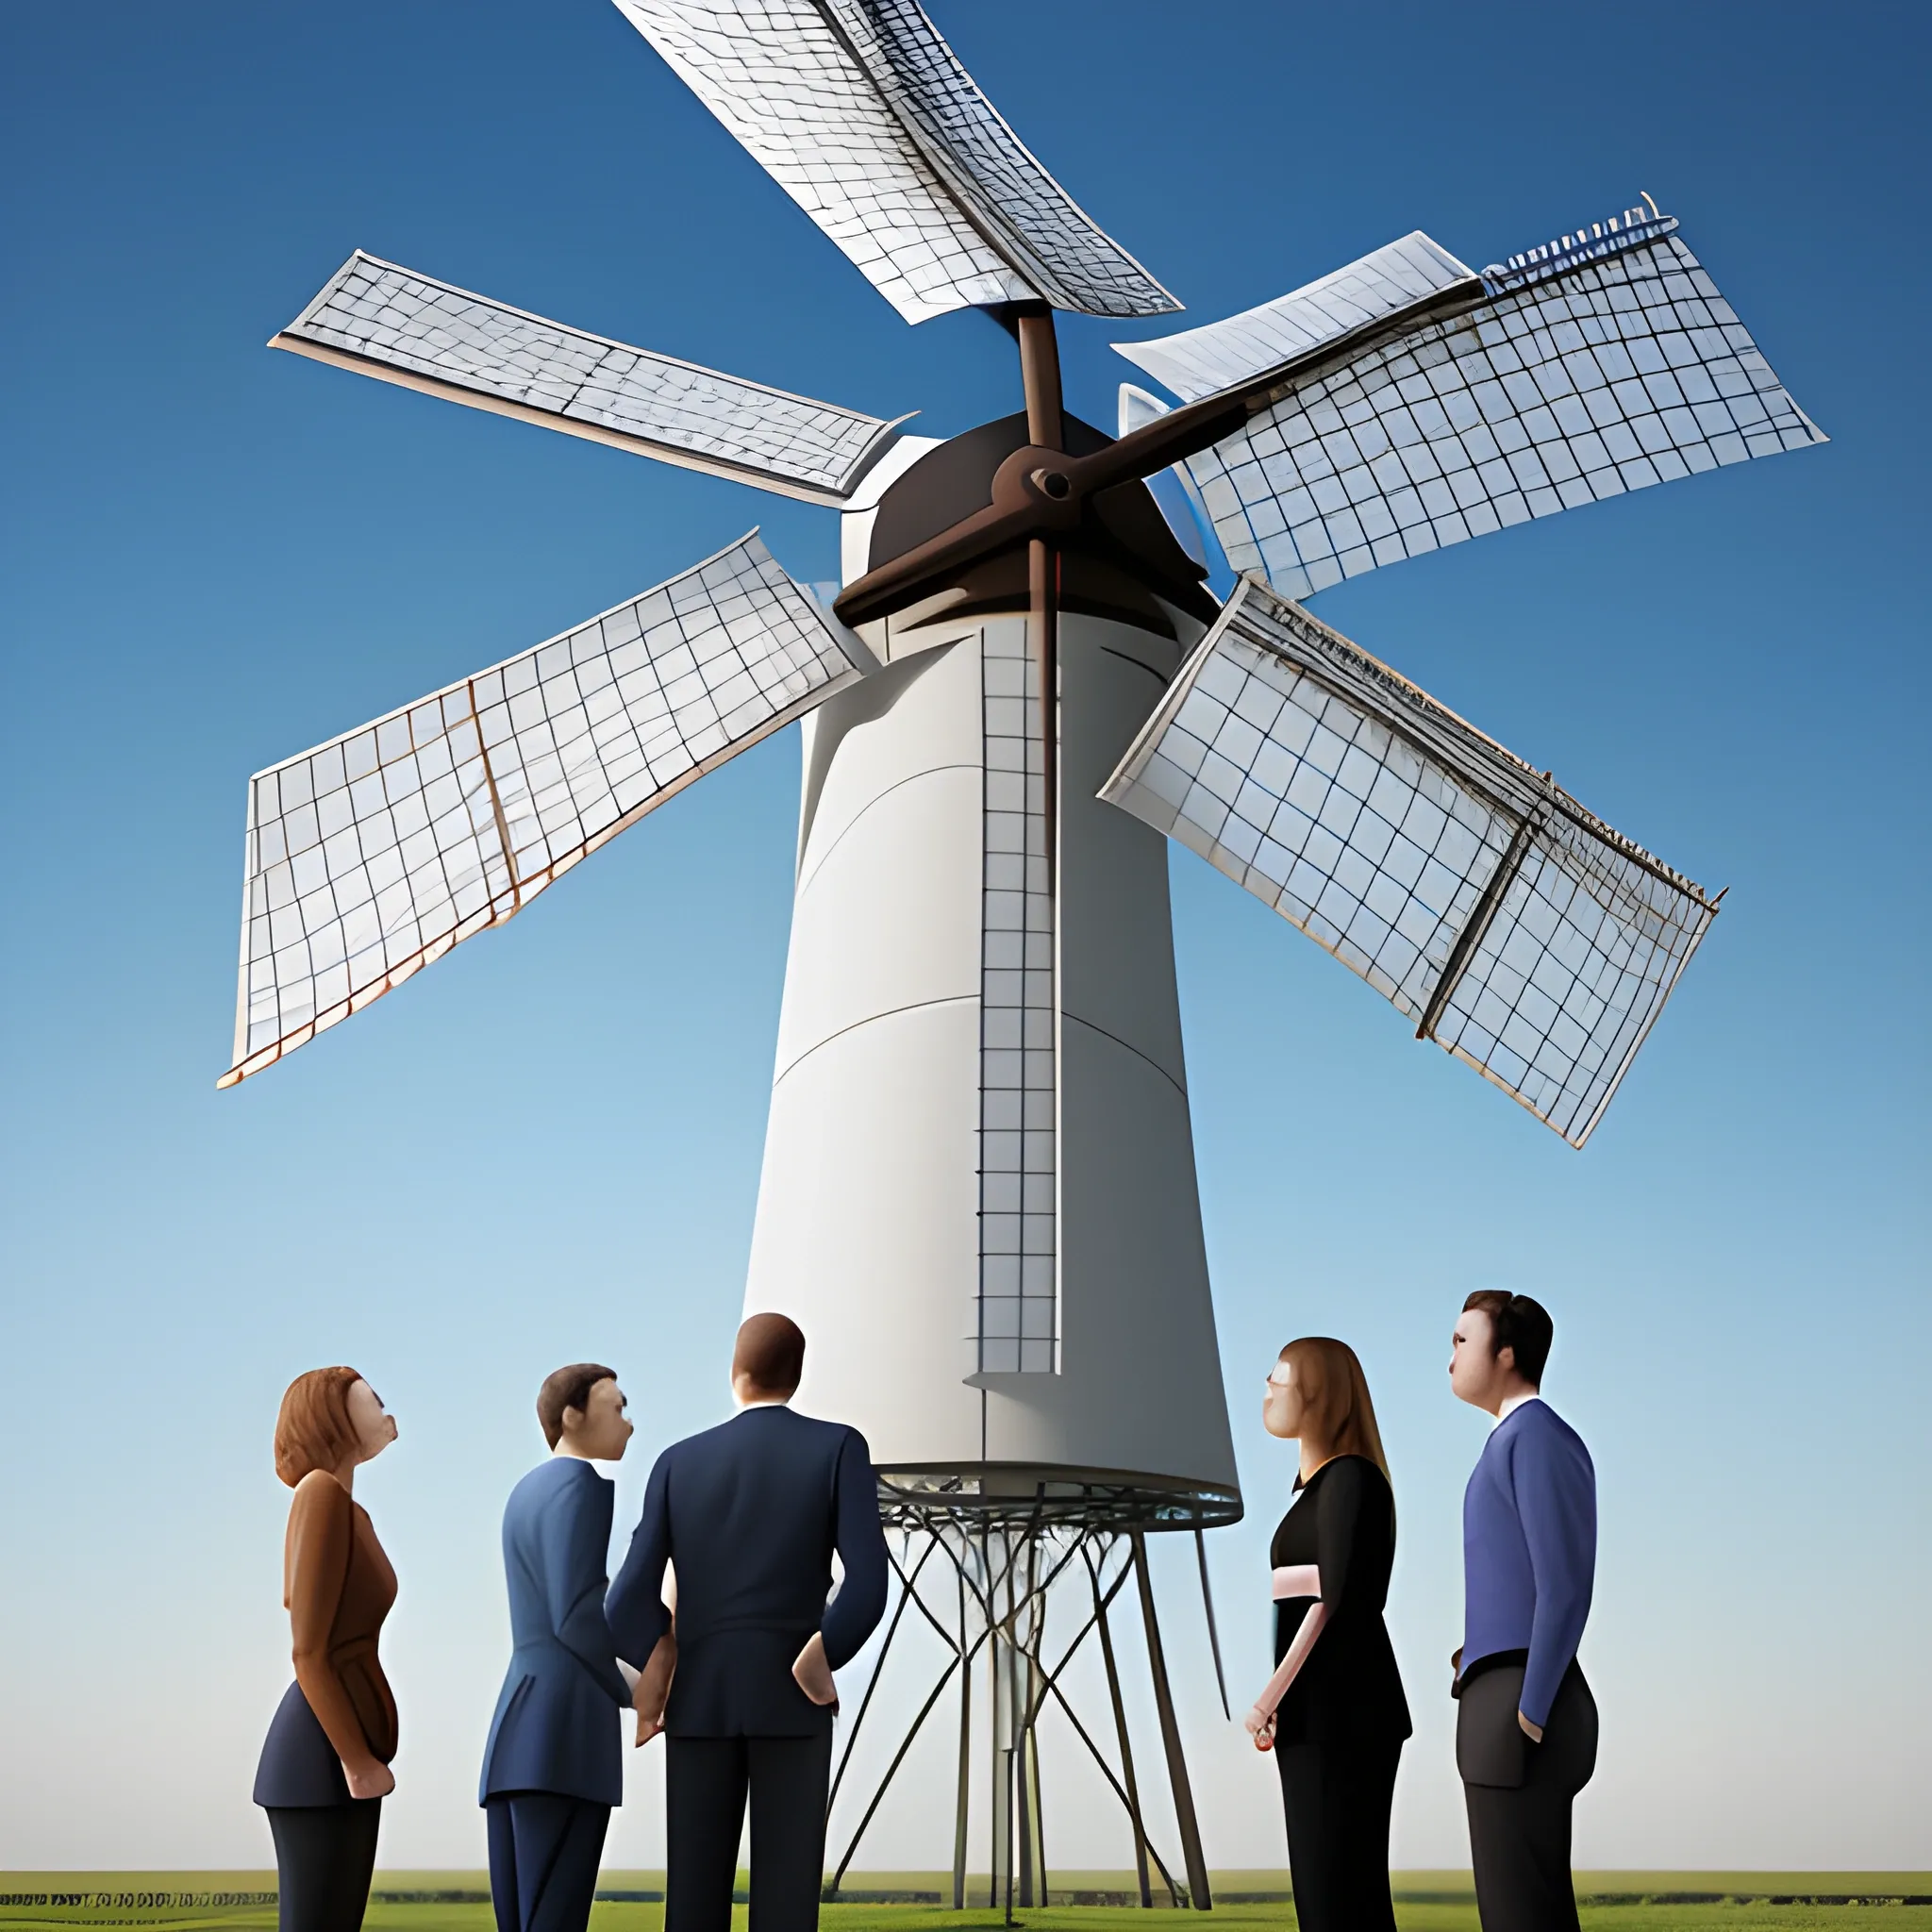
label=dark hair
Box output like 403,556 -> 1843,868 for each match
1461,1291 -> 1554,1387
537,1363 -> 618,1449
733,1313 -> 805,1397
274,1367 -> 365,1487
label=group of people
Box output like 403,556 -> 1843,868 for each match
254,1314 -> 880,1932
1246,1291 -> 1597,1932
252,1292 -> 1596,1932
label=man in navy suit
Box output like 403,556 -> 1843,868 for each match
1449,1293 -> 1598,1932
608,1314 -> 889,1932
480,1363 -> 642,1932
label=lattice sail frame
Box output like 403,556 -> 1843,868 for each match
1120,230 -> 1474,405
976,623 -> 1058,1373
1116,210 -> 1826,600
274,252 -> 902,505
223,533 -> 876,1087
610,0 -> 1177,324
1101,577 -> 1719,1146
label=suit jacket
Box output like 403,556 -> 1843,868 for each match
606,1405 -> 889,1738
254,1472 -> 397,1808
479,1457 -> 632,1807
1457,1397 -> 1595,1731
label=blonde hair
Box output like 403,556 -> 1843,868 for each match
1277,1337 -> 1391,1491
273,1366 -> 364,1487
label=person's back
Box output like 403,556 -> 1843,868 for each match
641,1403 -> 874,1735
608,1314 -> 887,1932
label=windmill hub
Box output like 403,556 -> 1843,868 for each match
861,410 -> 1215,634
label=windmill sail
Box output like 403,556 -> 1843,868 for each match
222,534 -> 876,1088
274,253 -> 903,505
610,0 -> 1177,324
1120,231 -> 1477,405
1100,577 -> 1718,1146
1115,208 -> 1824,599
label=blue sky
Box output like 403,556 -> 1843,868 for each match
2,0 -> 1927,1877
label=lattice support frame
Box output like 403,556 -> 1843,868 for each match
824,1480 -> 1234,1915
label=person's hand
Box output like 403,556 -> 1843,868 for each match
792,1631 -> 838,1710
1449,1645 -> 1463,1682
1517,1710 -> 1543,1743
344,1760 -> 394,1800
1243,1707 -> 1277,1753
634,1634 -> 675,1747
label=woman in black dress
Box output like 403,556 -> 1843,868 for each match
1245,1336 -> 1409,1932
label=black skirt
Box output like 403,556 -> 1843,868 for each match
255,1681 -> 351,1808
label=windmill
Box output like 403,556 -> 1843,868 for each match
223,0 -> 1825,1909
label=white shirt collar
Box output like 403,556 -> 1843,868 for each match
739,1397 -> 791,1410
1494,1391 -> 1541,1426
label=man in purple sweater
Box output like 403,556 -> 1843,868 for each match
1449,1291 -> 1598,1932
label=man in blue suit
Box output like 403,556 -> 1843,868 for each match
608,1314 -> 889,1932
1449,1292 -> 1598,1932
481,1363 -> 641,1932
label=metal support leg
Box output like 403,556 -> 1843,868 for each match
1016,1669 -> 1034,1906
1133,1529 -> 1213,1910
1024,1699 -> 1048,1906
989,1532 -> 1011,1915
1016,1537 -> 1041,1907
1194,1527 -> 1230,1723
954,1564 -> 972,1912
1094,1547 -> 1157,1907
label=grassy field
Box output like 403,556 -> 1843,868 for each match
5,1876 -> 1931,1932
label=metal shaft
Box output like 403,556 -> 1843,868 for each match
1017,307 -> 1064,451
1016,307 -> 1063,896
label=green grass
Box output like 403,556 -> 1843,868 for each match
6,1875 -> 1930,1932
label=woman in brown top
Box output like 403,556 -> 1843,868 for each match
253,1368 -> 399,1932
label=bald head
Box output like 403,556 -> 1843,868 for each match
733,1312 -> 805,1400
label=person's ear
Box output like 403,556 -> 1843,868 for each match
1496,1344 -> 1516,1377
561,1406 -> 585,1436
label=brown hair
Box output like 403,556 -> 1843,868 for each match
1277,1337 -> 1392,1489
537,1363 -> 619,1449
734,1313 -> 806,1397
1461,1291 -> 1554,1387
274,1367 -> 365,1488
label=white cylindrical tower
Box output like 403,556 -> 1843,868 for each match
743,416 -> 1240,1522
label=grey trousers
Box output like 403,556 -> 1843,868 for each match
1458,1660 -> 1598,1932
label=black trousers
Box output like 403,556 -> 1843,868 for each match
1274,1736 -> 1402,1932
1459,1662 -> 1598,1932
665,1732 -> 833,1932
265,1800 -> 381,1932
486,1792 -> 612,1932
